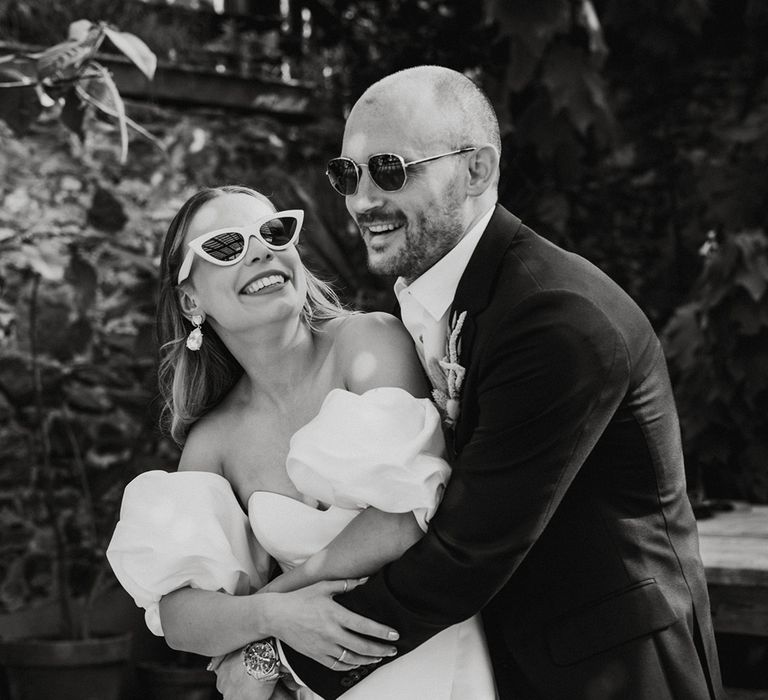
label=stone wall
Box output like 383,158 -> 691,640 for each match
0,99 -> 378,617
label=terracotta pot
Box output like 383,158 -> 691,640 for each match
0,633 -> 132,700
136,660 -> 218,700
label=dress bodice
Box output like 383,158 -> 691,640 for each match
247,492 -> 357,571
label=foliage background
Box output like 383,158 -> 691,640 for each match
0,0 -> 766,619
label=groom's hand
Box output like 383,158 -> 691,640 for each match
266,579 -> 399,669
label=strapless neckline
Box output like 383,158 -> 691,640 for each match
247,490 -> 359,572
247,490 -> 332,513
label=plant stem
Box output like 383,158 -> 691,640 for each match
62,405 -> 98,547
29,273 -> 77,638
61,404 -> 101,639
0,70 -> 105,89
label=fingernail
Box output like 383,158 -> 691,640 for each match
358,577 -> 369,583
387,647 -> 398,656
387,631 -> 399,640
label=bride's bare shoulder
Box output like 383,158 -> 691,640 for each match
329,312 -> 427,395
331,311 -> 409,349
177,399 -> 239,475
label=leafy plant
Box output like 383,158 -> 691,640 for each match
0,18 -> 158,161
0,20 -> 168,640
663,230 -> 768,503
0,182 -> 178,637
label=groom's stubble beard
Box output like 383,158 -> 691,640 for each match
364,179 -> 466,281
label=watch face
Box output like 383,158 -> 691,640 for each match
244,640 -> 279,679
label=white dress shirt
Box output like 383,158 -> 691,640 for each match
395,206 -> 495,389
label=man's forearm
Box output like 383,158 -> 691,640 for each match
264,508 -> 422,594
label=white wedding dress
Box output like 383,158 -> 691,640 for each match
107,387 -> 497,699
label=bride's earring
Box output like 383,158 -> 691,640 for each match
186,314 -> 204,351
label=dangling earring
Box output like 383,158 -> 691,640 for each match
186,314 -> 204,351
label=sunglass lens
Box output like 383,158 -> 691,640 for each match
327,158 -> 359,195
259,216 -> 298,246
369,154 -> 406,191
201,231 -> 246,261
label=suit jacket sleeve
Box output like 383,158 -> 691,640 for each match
283,290 -> 631,697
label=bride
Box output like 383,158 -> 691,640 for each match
106,185 -> 496,699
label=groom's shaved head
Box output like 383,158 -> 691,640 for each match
352,65 -> 501,155
342,65 -> 502,281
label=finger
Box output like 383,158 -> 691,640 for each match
337,629 -> 397,659
324,576 -> 367,597
207,654 -> 225,672
341,610 -> 400,642
326,656 -> 360,672
341,576 -> 369,592
335,648 -> 385,666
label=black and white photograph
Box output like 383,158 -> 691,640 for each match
0,1 -> 766,698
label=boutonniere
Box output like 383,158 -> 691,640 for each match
432,310 -> 467,427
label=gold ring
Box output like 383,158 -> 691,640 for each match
338,649 -> 348,664
342,579 -> 348,594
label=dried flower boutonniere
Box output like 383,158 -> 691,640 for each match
432,310 -> 467,427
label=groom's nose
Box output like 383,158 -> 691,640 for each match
347,168 -> 385,216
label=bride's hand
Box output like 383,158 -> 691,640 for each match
214,649 -> 277,700
265,578 -> 399,670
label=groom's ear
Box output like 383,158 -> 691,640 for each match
466,144 -> 500,197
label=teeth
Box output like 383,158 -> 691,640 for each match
242,274 -> 285,294
368,222 -> 402,234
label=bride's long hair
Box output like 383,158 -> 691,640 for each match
157,185 -> 352,445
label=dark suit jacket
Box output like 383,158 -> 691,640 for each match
284,206 -> 723,699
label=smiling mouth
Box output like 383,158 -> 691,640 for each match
240,274 -> 287,295
366,221 -> 405,236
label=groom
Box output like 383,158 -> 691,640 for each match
212,66 -> 723,698
277,66 -> 724,699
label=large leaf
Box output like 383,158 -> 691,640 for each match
103,27 -> 157,81
484,0 -> 571,58
541,42 -> 611,135
75,63 -> 128,163
36,23 -> 104,86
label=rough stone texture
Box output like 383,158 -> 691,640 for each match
0,99 -> 378,615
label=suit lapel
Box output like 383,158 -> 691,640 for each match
448,205 -> 521,456
451,205 -> 522,372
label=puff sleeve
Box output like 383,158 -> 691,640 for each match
286,388 -> 451,531
106,470 -> 271,636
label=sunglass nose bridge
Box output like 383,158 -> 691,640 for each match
243,231 -> 275,264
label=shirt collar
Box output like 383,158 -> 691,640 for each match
395,205 -> 495,321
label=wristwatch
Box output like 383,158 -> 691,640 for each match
242,638 -> 288,682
